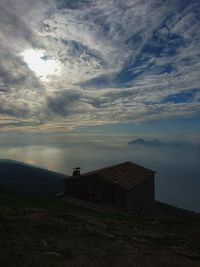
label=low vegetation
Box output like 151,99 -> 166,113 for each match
0,187 -> 200,267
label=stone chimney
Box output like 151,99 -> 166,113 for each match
72,167 -> 81,177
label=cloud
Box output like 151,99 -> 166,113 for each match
46,90 -> 83,117
0,0 -> 200,131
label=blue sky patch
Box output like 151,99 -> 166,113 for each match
161,89 -> 199,104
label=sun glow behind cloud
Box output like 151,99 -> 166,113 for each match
0,0 -> 199,132
21,49 -> 60,80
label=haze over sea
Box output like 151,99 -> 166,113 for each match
0,129 -> 199,213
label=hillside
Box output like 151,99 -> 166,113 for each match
0,187 -> 200,267
0,159 -> 66,197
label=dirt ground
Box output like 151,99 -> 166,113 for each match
0,192 -> 200,267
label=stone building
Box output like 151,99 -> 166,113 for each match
64,161 -> 155,211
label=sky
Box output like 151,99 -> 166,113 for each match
0,0 -> 200,131
0,0 -> 200,211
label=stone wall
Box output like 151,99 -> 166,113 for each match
65,174 -> 155,211
126,175 -> 155,211
65,175 -> 126,207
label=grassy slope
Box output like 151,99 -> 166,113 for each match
0,187 -> 200,267
0,160 -> 66,197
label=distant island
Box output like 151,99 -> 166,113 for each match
128,138 -> 164,147
128,138 -> 200,151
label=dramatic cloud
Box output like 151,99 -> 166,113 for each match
0,0 -> 200,131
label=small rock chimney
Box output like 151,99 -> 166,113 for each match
72,167 -> 81,177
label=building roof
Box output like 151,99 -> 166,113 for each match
81,161 -> 155,191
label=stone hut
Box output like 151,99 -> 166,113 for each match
64,161 -> 155,211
